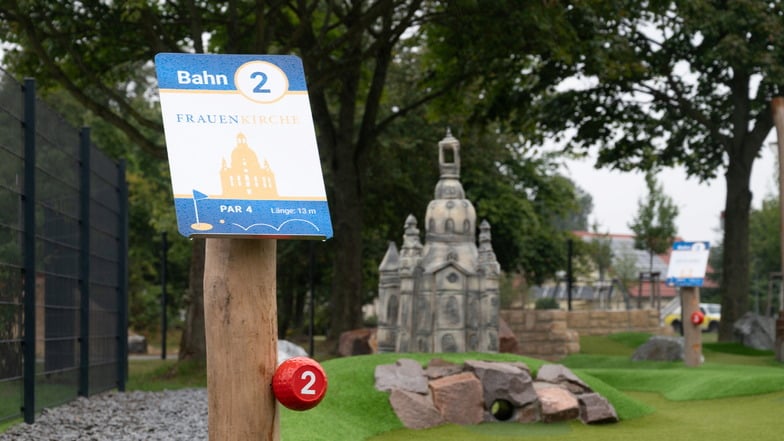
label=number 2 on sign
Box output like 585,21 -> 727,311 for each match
250,72 -> 270,94
235,60 -> 287,103
300,370 -> 316,395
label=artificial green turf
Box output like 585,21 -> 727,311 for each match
579,363 -> 784,401
371,390 -> 784,441
563,332 -> 784,401
281,333 -> 784,440
279,351 -> 651,441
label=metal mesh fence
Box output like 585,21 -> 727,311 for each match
0,70 -> 128,424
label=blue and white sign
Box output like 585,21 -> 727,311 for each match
665,241 -> 711,287
155,53 -> 332,239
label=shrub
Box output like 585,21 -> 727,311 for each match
535,297 -> 560,310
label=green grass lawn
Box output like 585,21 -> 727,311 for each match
4,331 -> 784,440
283,332 -> 784,441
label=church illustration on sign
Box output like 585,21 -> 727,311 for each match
220,133 -> 278,198
376,130 -> 501,354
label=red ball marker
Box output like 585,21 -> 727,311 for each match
272,357 -> 328,411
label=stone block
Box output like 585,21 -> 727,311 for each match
339,328 -> 375,357
734,312 -> 776,350
277,339 -> 308,364
499,319 -> 519,354
578,392 -> 619,424
424,358 -> 464,380
524,313 -> 536,331
389,388 -> 445,429
517,401 -> 541,423
631,336 -> 683,362
430,372 -> 484,425
374,358 -> 429,394
533,382 -> 579,423
464,360 -> 537,407
568,312 -> 590,328
501,309 -> 522,326
536,364 -> 592,394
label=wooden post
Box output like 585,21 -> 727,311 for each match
203,238 -> 279,440
772,97 -> 784,362
681,286 -> 702,367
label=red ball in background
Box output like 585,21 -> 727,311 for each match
272,357 -> 328,411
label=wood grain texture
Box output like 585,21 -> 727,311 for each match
681,287 -> 702,368
204,238 -> 279,440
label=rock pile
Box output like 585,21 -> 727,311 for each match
631,336 -> 684,362
734,312 -> 776,350
374,358 -> 618,429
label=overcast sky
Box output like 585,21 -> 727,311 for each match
559,138 -> 779,244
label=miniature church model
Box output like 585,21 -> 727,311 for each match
376,131 -> 501,353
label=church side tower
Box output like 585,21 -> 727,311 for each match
376,242 -> 400,353
478,220 -> 501,352
395,215 -> 422,352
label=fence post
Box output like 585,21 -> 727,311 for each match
79,127 -> 91,397
117,159 -> 128,391
22,78 -> 37,424
161,231 -> 168,360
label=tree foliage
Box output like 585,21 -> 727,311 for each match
1,0 -> 443,344
440,0 -> 784,341
587,225 -> 614,282
629,171 -> 679,272
0,1 -> 588,349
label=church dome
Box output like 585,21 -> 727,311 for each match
425,199 -> 476,242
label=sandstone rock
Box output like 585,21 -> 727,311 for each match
128,334 -> 147,354
499,317 -> 520,353
338,328 -> 375,357
734,312 -> 775,350
533,382 -> 579,423
424,358 -> 464,380
374,359 -> 428,394
465,360 -> 537,408
578,393 -> 619,424
517,401 -> 541,423
382,358 -> 618,429
430,372 -> 484,425
389,388 -> 444,429
277,339 -> 308,365
631,336 -> 683,362
535,364 -> 592,394
508,361 -> 531,375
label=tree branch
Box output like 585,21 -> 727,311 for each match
12,5 -> 165,158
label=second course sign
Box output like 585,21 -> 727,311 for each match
155,53 -> 333,441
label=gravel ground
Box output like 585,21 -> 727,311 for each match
0,389 -> 208,441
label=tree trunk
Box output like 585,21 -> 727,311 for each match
278,280 -> 295,339
179,238 -> 207,361
293,284 -> 306,331
718,159 -> 753,341
326,146 -> 364,342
